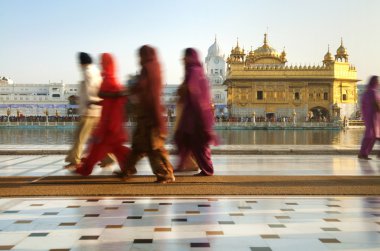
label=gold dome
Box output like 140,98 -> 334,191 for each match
248,46 -> 255,56
324,45 -> 334,61
280,47 -> 287,63
281,49 -> 286,58
231,38 -> 244,54
253,33 -> 279,57
246,33 -> 284,65
245,46 -> 255,65
227,38 -> 245,64
335,38 -> 349,62
336,38 -> 348,56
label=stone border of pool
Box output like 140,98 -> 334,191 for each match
0,145 -> 376,155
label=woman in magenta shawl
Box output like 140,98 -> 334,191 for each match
76,53 -> 131,176
358,75 -> 380,160
174,48 -> 217,176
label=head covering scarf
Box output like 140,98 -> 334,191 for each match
366,75 -> 379,91
134,45 -> 166,134
93,53 -> 127,143
175,48 -> 215,144
361,75 -> 379,136
100,53 -> 123,92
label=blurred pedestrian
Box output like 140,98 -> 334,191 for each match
174,48 -> 217,176
75,53 -> 130,176
358,75 -> 380,160
64,52 -> 115,170
118,45 -> 175,183
173,82 -> 199,172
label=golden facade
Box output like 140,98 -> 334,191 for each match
225,35 -> 358,120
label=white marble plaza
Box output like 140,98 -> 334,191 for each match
0,196 -> 379,251
0,151 -> 379,250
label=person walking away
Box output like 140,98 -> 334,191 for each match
358,75 -> 380,160
119,45 -> 175,183
64,52 -> 114,169
75,53 -> 130,176
174,48 -> 217,176
173,82 -> 199,172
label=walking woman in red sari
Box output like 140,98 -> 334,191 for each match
174,48 -> 217,176
121,45 -> 175,183
76,53 -> 131,176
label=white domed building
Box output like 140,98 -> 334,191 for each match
205,37 -> 228,118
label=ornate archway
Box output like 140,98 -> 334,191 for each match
309,106 -> 329,121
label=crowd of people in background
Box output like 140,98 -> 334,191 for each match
0,115 -> 81,122
0,114 -> 336,124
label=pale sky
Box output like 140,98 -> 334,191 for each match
0,0 -> 379,85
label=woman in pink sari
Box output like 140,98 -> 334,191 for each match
174,48 -> 217,176
358,75 -> 380,160
76,53 -> 131,176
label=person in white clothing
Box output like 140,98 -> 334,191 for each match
64,52 -> 114,169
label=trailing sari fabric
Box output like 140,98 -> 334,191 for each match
77,53 -> 130,176
174,48 -> 216,176
359,76 -> 380,157
125,45 -> 174,183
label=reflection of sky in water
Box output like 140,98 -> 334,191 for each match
0,127 -> 365,145
216,128 -> 365,145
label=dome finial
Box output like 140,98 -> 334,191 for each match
215,34 -> 217,43
264,33 -> 268,46
341,37 -> 343,46
323,44 -> 334,65
236,37 -> 239,47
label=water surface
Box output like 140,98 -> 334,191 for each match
0,127 -> 364,145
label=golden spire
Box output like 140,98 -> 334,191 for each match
280,46 -> 287,63
324,44 -> 334,65
325,44 -> 332,57
264,33 -> 268,46
281,46 -> 286,56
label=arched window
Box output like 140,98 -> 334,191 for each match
323,92 -> 328,100
294,92 -> 300,100
257,91 -> 263,100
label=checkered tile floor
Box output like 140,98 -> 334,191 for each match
0,154 -> 379,250
0,197 -> 379,250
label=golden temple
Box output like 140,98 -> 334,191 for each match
225,34 -> 358,121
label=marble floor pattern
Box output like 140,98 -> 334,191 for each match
0,196 -> 379,251
0,154 -> 379,250
0,155 -> 379,177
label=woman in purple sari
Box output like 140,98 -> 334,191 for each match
358,75 -> 380,160
174,48 -> 217,176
